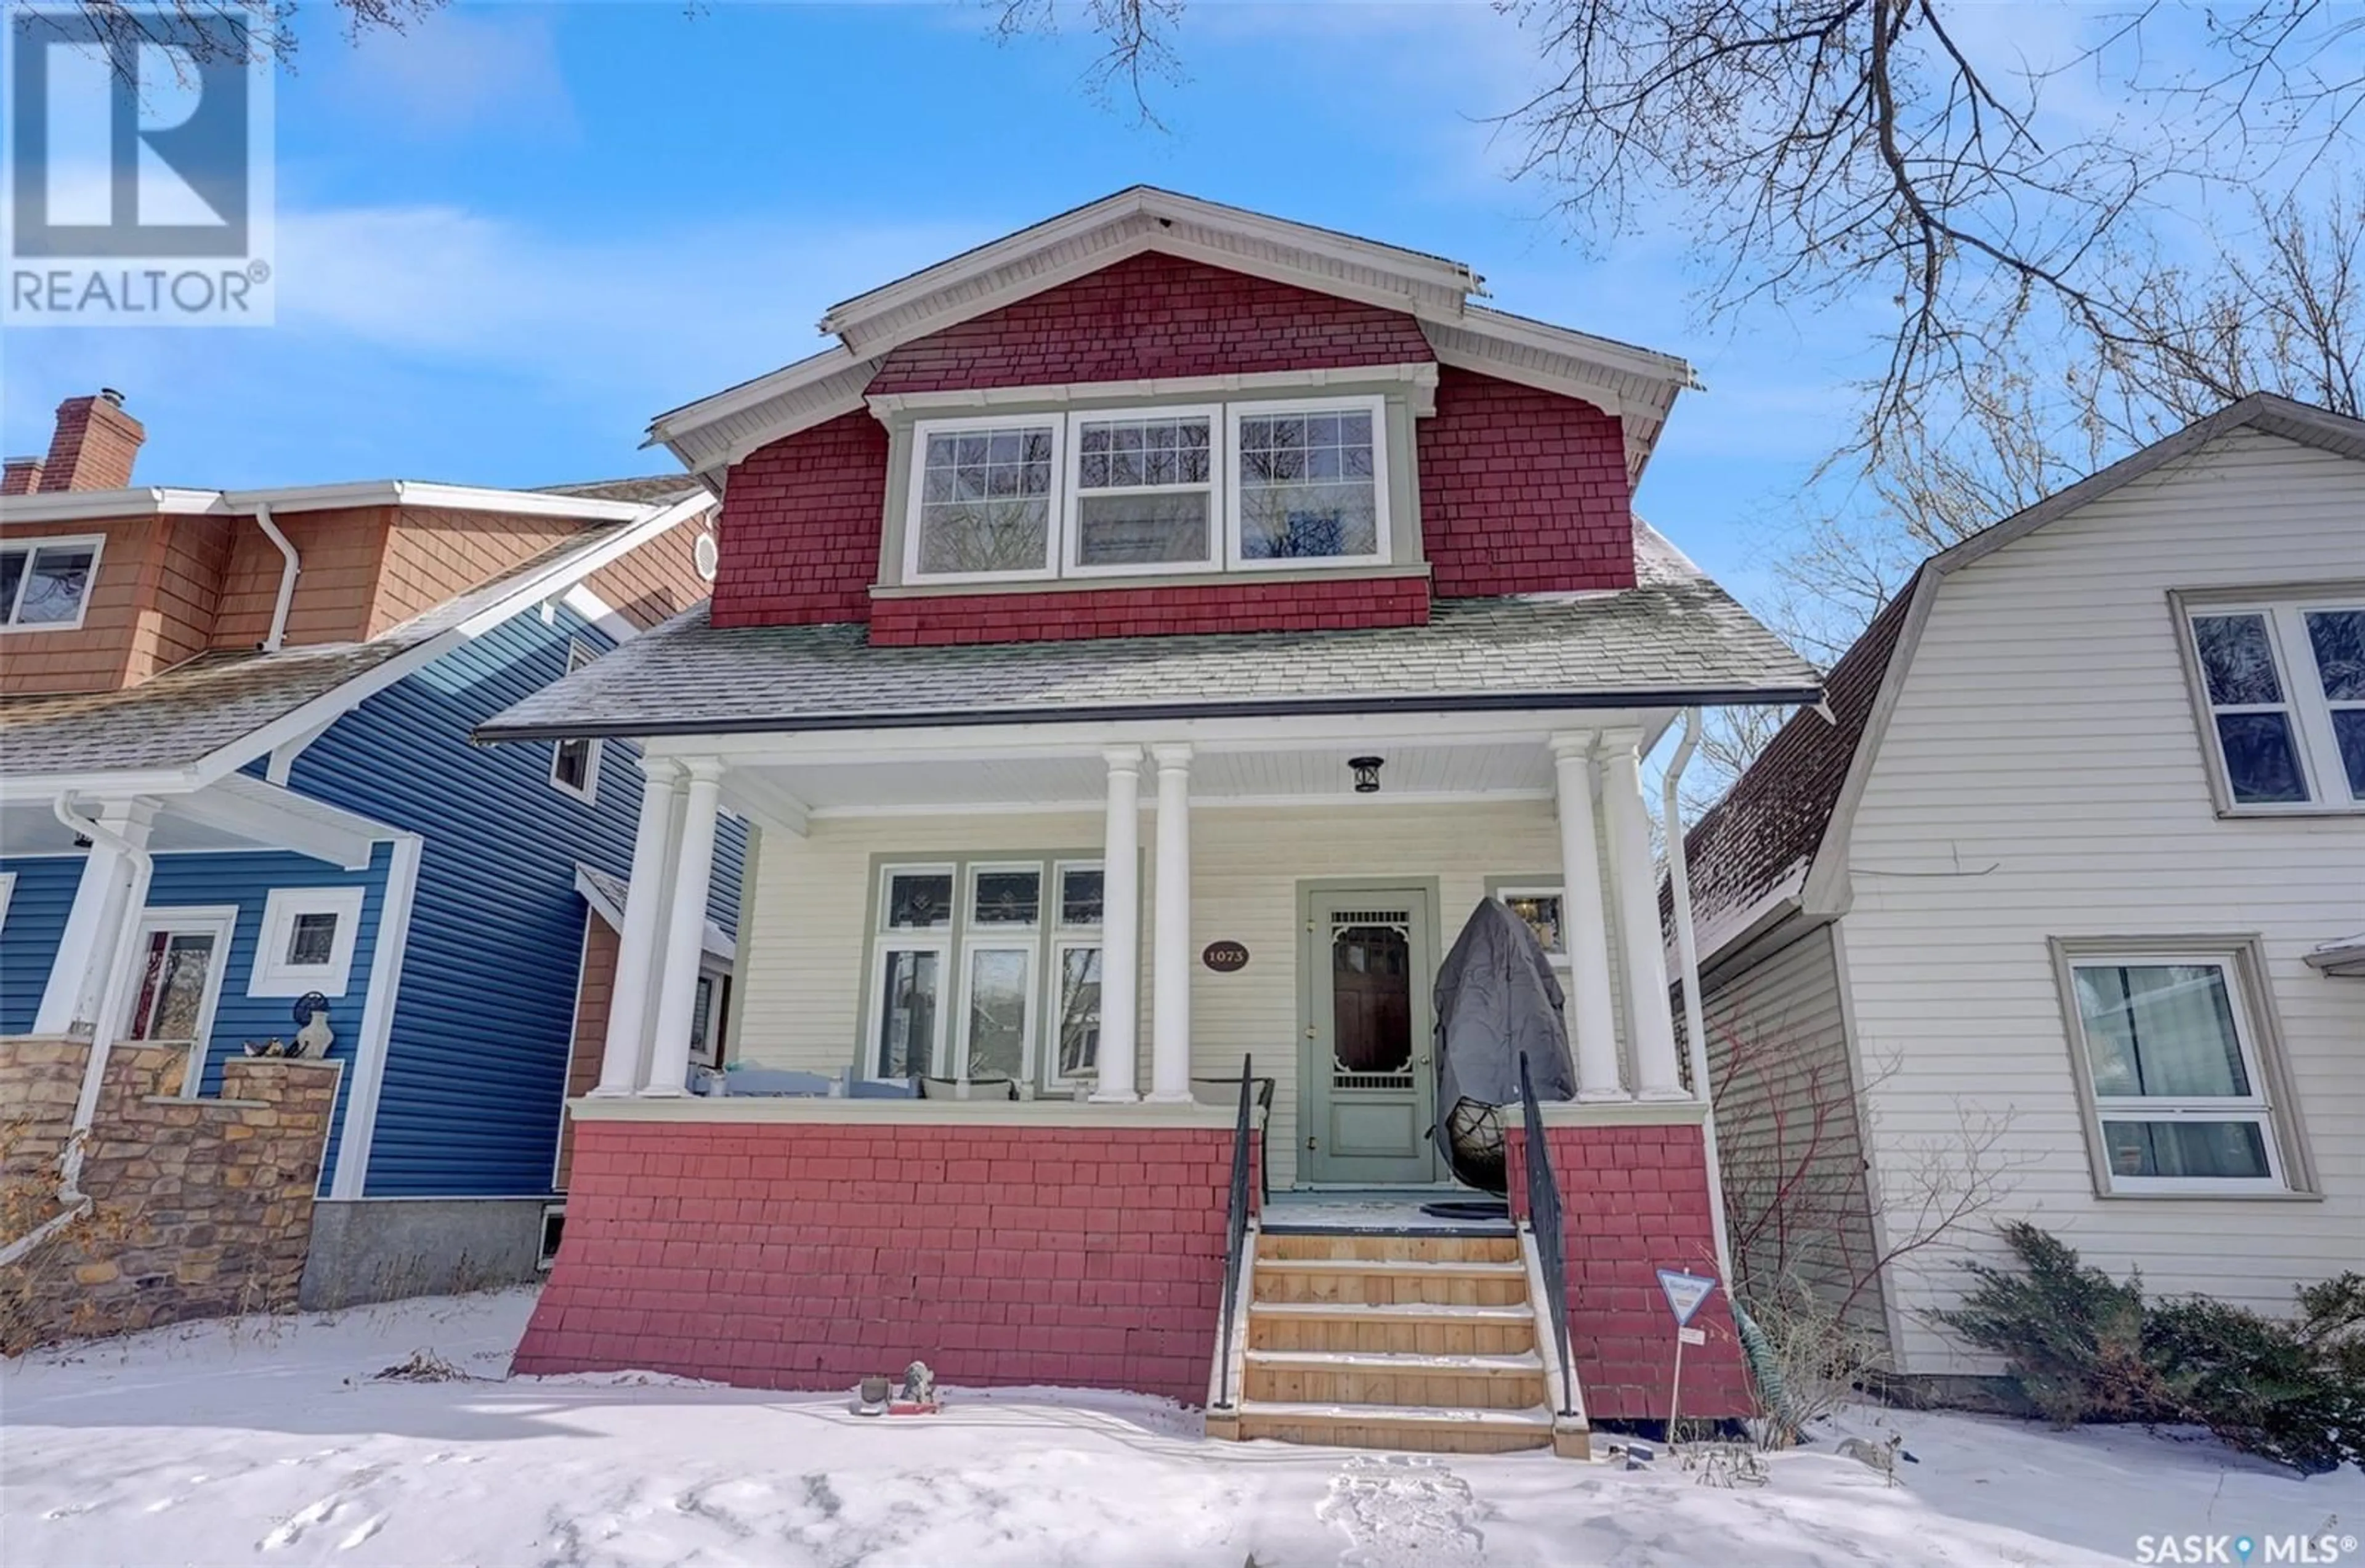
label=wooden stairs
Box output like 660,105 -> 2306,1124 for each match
1207,1222 -> 1590,1457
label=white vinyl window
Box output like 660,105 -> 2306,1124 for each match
122,906 -> 237,1096
1227,395 -> 1389,568
2185,597 -> 2365,810
1048,862 -> 1106,1088
1065,406 -> 1220,575
248,885 -> 367,996
0,534 -> 103,631
1495,887 -> 1569,969
904,416 -> 1062,583
548,641 -> 602,804
870,865 -> 954,1079
2060,949 -> 2290,1194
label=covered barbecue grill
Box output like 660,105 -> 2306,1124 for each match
1431,897 -> 1579,1193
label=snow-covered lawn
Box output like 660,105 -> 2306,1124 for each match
4,1290 -> 2357,1567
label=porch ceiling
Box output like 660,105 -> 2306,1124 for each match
728,739 -> 1559,815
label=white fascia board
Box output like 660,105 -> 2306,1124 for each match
1457,306 -> 1696,389
179,493 -> 715,791
560,583 -> 639,644
175,774 -> 395,870
219,480 -> 652,522
573,865 -> 736,960
645,344 -> 865,449
868,362 -> 1441,422
0,487 -> 224,523
715,769 -> 809,838
0,767 -> 204,804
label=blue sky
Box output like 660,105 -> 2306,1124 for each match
6,3 -> 1962,617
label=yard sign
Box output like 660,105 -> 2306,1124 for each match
1655,1267 -> 1719,1445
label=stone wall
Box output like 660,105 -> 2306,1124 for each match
1,1036 -> 340,1352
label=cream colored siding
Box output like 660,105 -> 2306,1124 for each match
1697,921 -> 1891,1344
734,799 -> 1580,1189
1840,430 -> 2365,1374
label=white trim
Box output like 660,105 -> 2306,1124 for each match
1493,884 -> 1573,970
0,870 -> 13,932
263,716 -> 338,787
0,533 -> 105,632
119,905 -> 240,1096
955,934 -> 1038,1086
1062,403 -> 1223,578
1223,394 -> 1391,572
2180,594 -> 2365,812
0,482 -> 651,526
572,864 -> 735,962
0,488 -> 219,523
902,413 -> 1067,586
867,363 -> 1440,419
1045,931 -> 1105,1093
803,786 -> 1558,822
560,583 -> 639,644
552,907 -> 595,1194
170,775 -> 384,870
247,884 -> 368,998
326,833 -> 422,1200
548,641 -> 604,805
569,1093 -> 1239,1127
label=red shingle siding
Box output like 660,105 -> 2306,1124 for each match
869,573 -> 1429,646
709,411 -> 887,629
867,252 -> 1434,395
513,1119 -> 1236,1404
1418,368 -> 1635,594
1505,1120 -> 1754,1420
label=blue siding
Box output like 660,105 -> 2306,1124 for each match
140,849 -> 389,1189
289,607 -> 743,1199
0,856 -> 89,1033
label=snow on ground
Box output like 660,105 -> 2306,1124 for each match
3,1289 -> 2358,1567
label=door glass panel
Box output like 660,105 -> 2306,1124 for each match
1330,913 -> 1412,1086
1056,946 -> 1102,1078
876,950 -> 939,1077
964,948 -> 1030,1081
130,931 -> 217,1041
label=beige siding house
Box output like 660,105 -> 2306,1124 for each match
1684,395 -> 2365,1380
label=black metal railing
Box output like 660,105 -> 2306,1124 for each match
1519,1051 -> 1579,1418
1213,1052 -> 1255,1410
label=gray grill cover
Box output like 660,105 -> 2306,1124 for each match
1432,897 -> 1577,1154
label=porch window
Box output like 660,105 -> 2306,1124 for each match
1496,887 -> 1569,969
1227,396 -> 1388,567
905,416 -> 1061,582
248,886 -> 366,996
129,930 -> 222,1041
863,854 -> 1108,1091
2181,594 -> 2365,809
2056,943 -> 2297,1194
0,535 -> 103,631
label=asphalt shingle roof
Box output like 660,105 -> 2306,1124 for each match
477,525 -> 1819,742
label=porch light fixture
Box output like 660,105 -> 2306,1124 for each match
1349,756 -> 1385,794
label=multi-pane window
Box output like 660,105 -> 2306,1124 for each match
1230,402 -> 1383,565
907,419 -> 1061,580
865,855 -> 1110,1091
0,536 -> 102,629
904,394 -> 1390,584
2060,948 -> 2290,1193
2185,597 -> 2365,809
549,641 -> 601,802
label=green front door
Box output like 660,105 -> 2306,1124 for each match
1299,884 -> 1440,1186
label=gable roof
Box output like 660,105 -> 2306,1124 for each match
645,187 -> 1699,485
1683,392 -> 2365,960
0,491 -> 714,797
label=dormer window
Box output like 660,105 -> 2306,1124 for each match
0,535 -> 102,631
900,393 -> 1394,586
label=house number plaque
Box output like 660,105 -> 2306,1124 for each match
1202,941 -> 1250,973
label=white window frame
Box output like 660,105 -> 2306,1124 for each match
0,533 -> 105,632
120,905 -> 238,1097
902,413 -> 1066,586
1223,394 -> 1392,572
956,937 -> 1038,1087
1061,403 -> 1224,579
0,871 -> 15,935
248,884 -> 368,997
2053,942 -> 2296,1197
548,641 -> 602,804
1044,859 -> 1106,1091
867,862 -> 957,1081
2178,592 -> 2365,814
1492,884 -> 1571,971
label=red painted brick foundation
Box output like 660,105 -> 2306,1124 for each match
1506,1118 -> 1753,1422
868,572 -> 1429,646
514,1118 -> 1239,1405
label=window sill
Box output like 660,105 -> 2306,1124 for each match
873,562 -> 1433,600
2092,1186 -> 2323,1202
2213,803 -> 2365,819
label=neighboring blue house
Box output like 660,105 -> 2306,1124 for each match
0,400 -> 743,1303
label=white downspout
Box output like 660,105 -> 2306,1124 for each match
251,501 -> 299,652
1660,708 -> 1733,1285
0,798 -> 155,1267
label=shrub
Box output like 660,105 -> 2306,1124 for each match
1932,1221 -> 2168,1425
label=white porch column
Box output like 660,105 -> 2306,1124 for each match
1549,735 -> 1628,1101
1093,745 -> 1144,1103
1601,729 -> 1687,1101
641,759 -> 726,1097
1146,742 -> 1194,1104
592,760 -> 684,1097
34,798 -> 157,1037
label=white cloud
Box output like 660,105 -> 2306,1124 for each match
320,7 -> 577,139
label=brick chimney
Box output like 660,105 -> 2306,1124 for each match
35,389 -> 145,492
1,456 -> 41,495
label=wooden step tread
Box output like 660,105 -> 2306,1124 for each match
1255,1256 -> 1527,1278
1237,1399 -> 1555,1432
1246,1348 -> 1544,1375
1248,1300 -> 1534,1324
